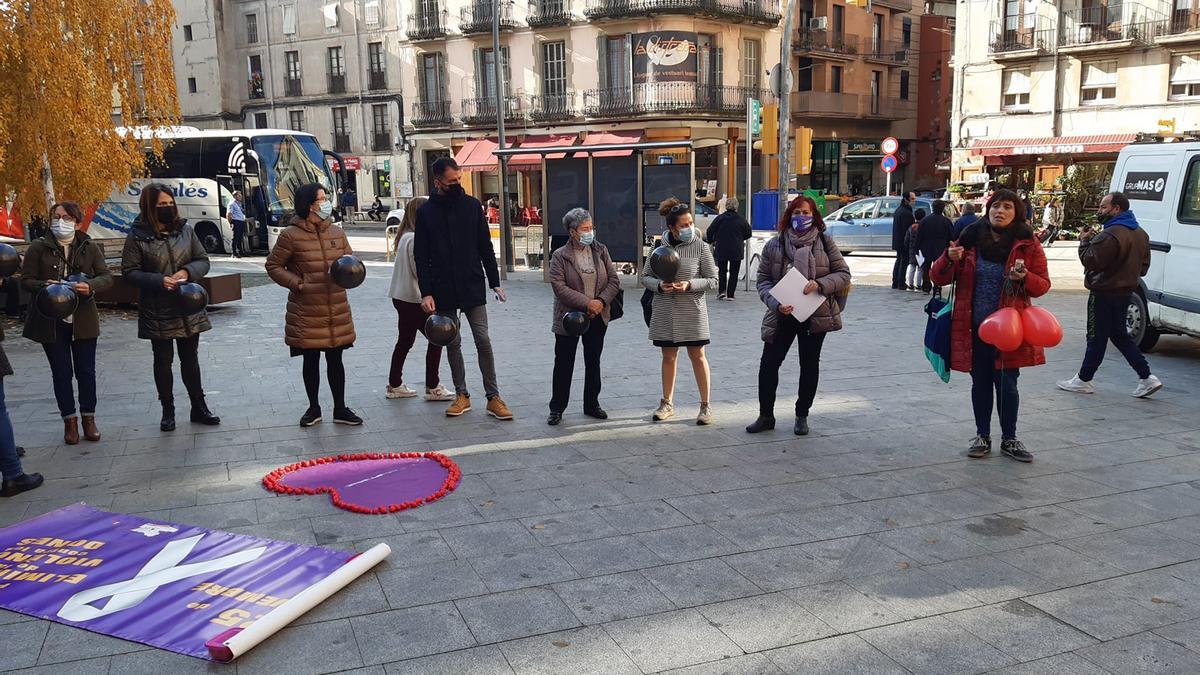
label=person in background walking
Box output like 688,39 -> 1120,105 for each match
547,208 -> 621,425
229,191 -> 247,258
1057,191 -> 1163,398
929,189 -> 1050,463
0,322 -> 42,497
953,203 -> 978,239
904,218 -> 921,292
642,198 -> 718,425
340,187 -> 357,223
20,202 -> 113,444
121,183 -> 221,432
705,197 -> 752,301
386,196 -> 453,403
267,183 -> 362,427
917,199 -> 954,293
891,191 -> 917,290
415,157 -> 514,421
747,195 -> 850,436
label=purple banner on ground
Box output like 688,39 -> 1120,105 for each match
0,503 -> 353,660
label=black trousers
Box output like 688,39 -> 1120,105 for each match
549,320 -> 607,413
892,252 -> 906,289
1080,292 -> 1150,381
151,334 -> 203,405
231,220 -> 246,256
717,258 -> 742,297
758,317 -> 826,418
302,349 -> 347,410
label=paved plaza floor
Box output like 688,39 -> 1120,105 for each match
1,256 -> 1199,674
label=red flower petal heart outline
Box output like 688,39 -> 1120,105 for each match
261,451 -> 461,514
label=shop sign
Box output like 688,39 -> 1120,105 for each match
1011,144 -> 1084,155
1122,171 -> 1168,202
846,141 -> 880,155
632,32 -> 698,84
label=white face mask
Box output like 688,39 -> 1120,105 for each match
677,226 -> 695,243
316,201 -> 334,220
51,219 -> 76,240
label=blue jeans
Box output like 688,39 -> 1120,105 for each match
42,321 -> 97,419
1080,292 -> 1150,381
0,378 -> 24,480
970,334 -> 1020,440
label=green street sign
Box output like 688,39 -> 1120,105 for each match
751,99 -> 762,136
383,159 -> 391,172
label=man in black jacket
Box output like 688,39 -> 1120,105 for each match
415,157 -> 513,421
891,192 -> 916,290
705,197 -> 753,300
916,200 -> 954,292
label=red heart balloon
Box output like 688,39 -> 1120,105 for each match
979,307 -> 1024,352
1021,305 -> 1063,348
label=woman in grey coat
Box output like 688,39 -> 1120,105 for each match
547,208 -> 621,426
641,198 -> 718,425
747,195 -> 851,436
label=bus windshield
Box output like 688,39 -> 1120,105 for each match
251,134 -> 334,219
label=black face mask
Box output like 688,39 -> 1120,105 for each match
156,206 -> 177,226
440,183 -> 464,199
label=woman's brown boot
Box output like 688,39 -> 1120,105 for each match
63,417 -> 80,445
81,416 -> 101,442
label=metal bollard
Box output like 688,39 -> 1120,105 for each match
384,224 -> 399,262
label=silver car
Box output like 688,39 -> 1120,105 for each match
824,197 -> 958,254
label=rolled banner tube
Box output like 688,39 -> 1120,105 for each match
206,543 -> 391,661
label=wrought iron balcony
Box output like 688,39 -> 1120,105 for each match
794,29 -> 859,58
1165,8 -> 1200,37
863,39 -> 911,65
1061,2 -> 1165,49
460,0 -> 517,35
989,19 -> 1056,56
328,73 -> 346,94
369,70 -> 388,91
528,0 -> 571,26
372,132 -> 392,152
284,78 -> 302,97
584,0 -> 780,25
406,10 -> 448,40
412,100 -> 453,127
248,77 -> 265,100
333,133 -> 351,153
529,93 -> 575,122
583,83 -> 764,118
461,96 -> 525,125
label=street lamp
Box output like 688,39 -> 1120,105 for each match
492,0 -> 513,275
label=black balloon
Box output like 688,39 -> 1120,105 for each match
35,283 -> 77,320
176,282 -> 209,316
424,313 -> 458,347
562,311 -> 590,337
329,255 -> 366,289
0,243 -> 18,278
649,245 -> 680,282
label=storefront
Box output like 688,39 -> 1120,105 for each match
968,134 -> 1136,193
844,140 -> 884,196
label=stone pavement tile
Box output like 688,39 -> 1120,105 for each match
520,509 -> 619,546
394,497 -> 485,532
968,480 -> 1060,512
697,592 -> 834,653
376,559 -> 489,609
471,490 -> 561,522
1125,483 -> 1200,520
0,609 -> 33,626
666,489 -> 792,524
642,558 -> 763,606
231,619 -> 364,674
109,487 -> 198,512
538,482 -> 630,512
706,513 -> 816,550
1164,559 -> 1200,584
1060,527 -> 1200,573
1090,569 -> 1200,625
455,587 -> 581,644
254,494 -> 345,523
1018,472 -> 1122,501
349,603 -> 477,666
921,487 -> 1008,519
383,646 -> 514,675
829,473 -> 916,501
869,523 -> 993,565
1061,494 -> 1176,529
552,570 -> 676,625
765,634 -> 908,675
660,653 -> 784,675
605,454 -> 690,477
595,500 -> 694,534
498,626 -> 640,675
678,467 -> 763,494
439,520 -> 539,558
1076,631 -> 1200,674
1025,583 -> 1169,640
761,479 -> 853,511
8,657 -> 116,675
663,448 -> 741,472
985,652 -> 1107,675
946,600 -> 1098,662
724,535 -> 905,592
0,620 -> 49,670
228,517 -> 319,546
35,624 -> 147,665
924,554 -> 1057,604
846,567 -> 983,620
1151,515 -> 1200,546
860,615 -> 1017,675
1075,460 -> 1191,492
603,608 -> 743,673
783,581 -> 905,633
311,512 -> 405,545
1004,505 -> 1116,540
845,494 -> 954,530
349,531 -> 455,571
468,548 -> 579,592
293,573 -> 390,626
479,467 -> 565,494
611,474 -> 704,501
634,524 -> 742,562
167,500 -> 259,530
554,534 -> 666,577
997,543 -> 1125,587
544,459 -> 632,486
193,481 -> 270,506
1154,617 -> 1200,652
786,504 -> 886,539
106,649 -> 224,674
950,514 -> 1056,552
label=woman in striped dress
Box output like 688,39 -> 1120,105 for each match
641,198 -> 719,424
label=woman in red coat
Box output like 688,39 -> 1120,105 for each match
929,189 -> 1050,463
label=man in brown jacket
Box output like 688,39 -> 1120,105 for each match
1058,191 -> 1163,398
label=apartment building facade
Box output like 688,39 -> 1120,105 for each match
951,0 -> 1200,194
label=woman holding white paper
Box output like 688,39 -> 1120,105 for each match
747,195 -> 850,436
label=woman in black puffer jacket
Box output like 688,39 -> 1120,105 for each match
120,183 -> 220,432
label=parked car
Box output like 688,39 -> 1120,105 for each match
694,201 -> 718,231
1111,141 -> 1200,351
824,196 -> 959,254
386,207 -> 405,227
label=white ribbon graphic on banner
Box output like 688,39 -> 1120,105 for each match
58,534 -> 267,622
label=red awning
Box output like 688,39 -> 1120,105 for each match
580,130 -> 644,157
509,134 -> 579,168
970,134 -> 1136,157
452,139 -> 485,167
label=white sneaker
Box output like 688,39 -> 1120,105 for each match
386,384 -> 418,399
1132,374 -> 1163,399
424,384 -> 455,402
1056,375 -> 1095,394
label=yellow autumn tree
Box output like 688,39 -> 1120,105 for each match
0,0 -> 180,219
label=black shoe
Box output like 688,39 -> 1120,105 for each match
1001,439 -> 1033,463
547,412 -> 562,426
333,407 -> 363,425
160,403 -> 176,432
583,407 -> 608,420
745,416 -> 775,433
794,416 -> 810,436
1,473 -> 44,497
16,446 -> 24,458
967,435 -> 992,459
300,407 -> 322,427
190,399 -> 221,426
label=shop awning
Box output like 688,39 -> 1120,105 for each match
509,134 -> 579,168
454,138 -> 519,172
580,130 -> 643,157
452,139 -> 487,167
970,134 -> 1137,157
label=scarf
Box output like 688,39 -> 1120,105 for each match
781,226 -> 821,279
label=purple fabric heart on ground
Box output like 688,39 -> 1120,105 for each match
263,452 -> 461,514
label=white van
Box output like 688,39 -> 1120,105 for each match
88,178 -> 235,254
1111,141 -> 1200,350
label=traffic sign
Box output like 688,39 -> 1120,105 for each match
750,99 -> 762,136
881,136 -> 899,155
881,155 -> 898,173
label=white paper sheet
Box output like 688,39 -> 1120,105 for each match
768,268 -> 826,322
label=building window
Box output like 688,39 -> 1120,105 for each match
1080,60 -> 1117,105
248,54 -> 264,98
368,41 -> 387,89
476,46 -> 509,98
187,77 -> 197,93
328,46 -> 346,92
1002,67 -> 1031,109
606,36 -> 628,89
809,141 -> 840,193
903,17 -> 912,47
741,39 -> 760,90
372,104 -> 391,151
1181,156 -> 1200,223
798,57 -> 813,91
183,25 -> 193,41
282,4 -> 297,35
323,2 -> 339,28
542,41 -> 567,96
285,51 -> 301,96
332,107 -> 351,153
832,5 -> 844,38
288,110 -> 304,132
246,14 -> 258,43
254,112 -> 269,128
365,0 -> 381,26
830,65 -> 843,93
870,70 -> 882,114
873,14 -> 883,53
1170,53 -> 1200,100
900,69 -> 910,99
421,52 -> 445,102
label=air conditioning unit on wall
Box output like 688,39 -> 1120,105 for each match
809,16 -> 828,30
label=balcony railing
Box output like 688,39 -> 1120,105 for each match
248,77 -> 265,99
406,10 -> 448,40
790,91 -> 861,116
369,70 -> 388,90
460,1 -> 517,34
584,0 -> 781,24
1166,8 -> 1200,35
872,0 -> 912,11
583,83 -> 765,118
794,29 -> 859,57
863,39 -> 911,65
328,73 -> 346,94
1061,3 -> 1165,47
863,97 -> 916,119
461,96 -> 525,125
284,78 -> 302,96
372,133 -> 392,152
412,100 -> 453,127
528,0 -> 571,26
333,133 -> 351,153
989,20 -> 1057,54
529,93 -> 576,121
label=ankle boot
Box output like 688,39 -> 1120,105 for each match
190,397 -> 221,426
160,402 -> 176,432
63,417 -> 80,445
81,416 -> 101,442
